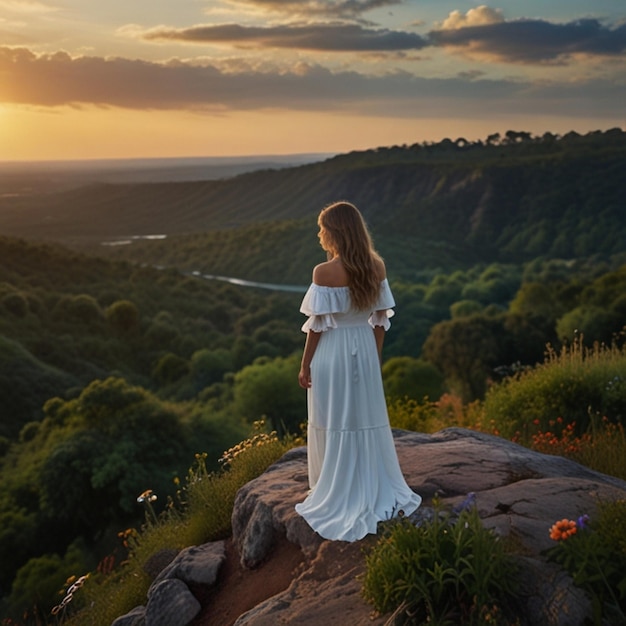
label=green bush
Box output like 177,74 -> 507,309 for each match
387,397 -> 442,433
362,497 -> 518,625
482,339 -> 626,440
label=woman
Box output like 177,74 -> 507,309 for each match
295,201 -> 421,542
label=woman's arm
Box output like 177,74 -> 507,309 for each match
299,330 -> 322,388
373,324 -> 385,365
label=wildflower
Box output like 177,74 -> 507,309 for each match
50,574 -> 89,615
549,518 -> 577,541
577,514 -> 590,529
453,492 -> 476,514
137,489 -> 157,504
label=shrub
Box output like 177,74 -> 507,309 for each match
363,497 -> 518,625
482,338 -> 626,440
388,394 -> 483,435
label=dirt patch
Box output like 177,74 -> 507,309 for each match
190,536 -> 305,626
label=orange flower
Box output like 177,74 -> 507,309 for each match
549,518 -> 578,541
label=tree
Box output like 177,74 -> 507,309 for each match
556,306 -> 618,344
450,300 -> 483,318
422,316 -> 506,401
54,294 -> 103,326
233,355 -> 303,435
0,509 -> 37,591
508,282 -> 560,321
190,348 -> 233,389
1,291 -> 29,317
152,353 -> 190,385
39,378 -> 186,533
382,357 -> 444,401
105,299 -> 140,334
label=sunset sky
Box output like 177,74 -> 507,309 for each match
1,0 -> 624,161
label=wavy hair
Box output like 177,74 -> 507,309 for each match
318,201 -> 383,310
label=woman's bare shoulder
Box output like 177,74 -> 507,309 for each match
312,259 -> 349,287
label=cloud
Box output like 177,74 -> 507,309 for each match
0,0 -> 57,13
221,0 -> 400,20
0,45 -> 623,120
135,10 -> 626,65
142,22 -> 427,52
440,5 -> 503,30
430,15 -> 626,64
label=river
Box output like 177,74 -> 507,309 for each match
189,271 -> 308,294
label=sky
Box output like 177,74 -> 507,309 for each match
1,0 -> 625,161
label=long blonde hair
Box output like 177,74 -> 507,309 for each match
318,201 -> 383,310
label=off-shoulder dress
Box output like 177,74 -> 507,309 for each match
295,279 -> 421,542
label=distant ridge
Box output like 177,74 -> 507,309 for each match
0,152 -> 334,190
0,129 -> 624,282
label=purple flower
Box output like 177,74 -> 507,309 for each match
577,514 -> 590,529
453,492 -> 476,514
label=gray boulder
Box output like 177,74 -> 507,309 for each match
112,541 -> 226,626
145,579 -> 200,626
230,427 -> 626,626
151,542 -> 226,588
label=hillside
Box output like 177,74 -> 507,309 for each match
0,129 -> 624,283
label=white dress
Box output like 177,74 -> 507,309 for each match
295,279 -> 422,542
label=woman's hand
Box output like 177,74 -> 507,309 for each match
299,330 -> 321,389
298,365 -> 311,389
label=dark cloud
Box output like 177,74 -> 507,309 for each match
222,0 -> 400,20
144,23 -> 427,52
429,18 -> 626,63
142,16 -> 626,64
0,46 -> 623,120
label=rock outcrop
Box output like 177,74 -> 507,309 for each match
114,428 -> 626,626
112,543 -> 226,626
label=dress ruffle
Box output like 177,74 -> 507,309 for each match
368,309 -> 394,331
300,279 -> 395,333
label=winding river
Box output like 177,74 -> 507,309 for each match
189,271 -> 308,294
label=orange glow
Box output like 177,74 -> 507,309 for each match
1,103 -> 622,162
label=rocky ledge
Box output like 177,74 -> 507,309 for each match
113,428 -> 626,626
